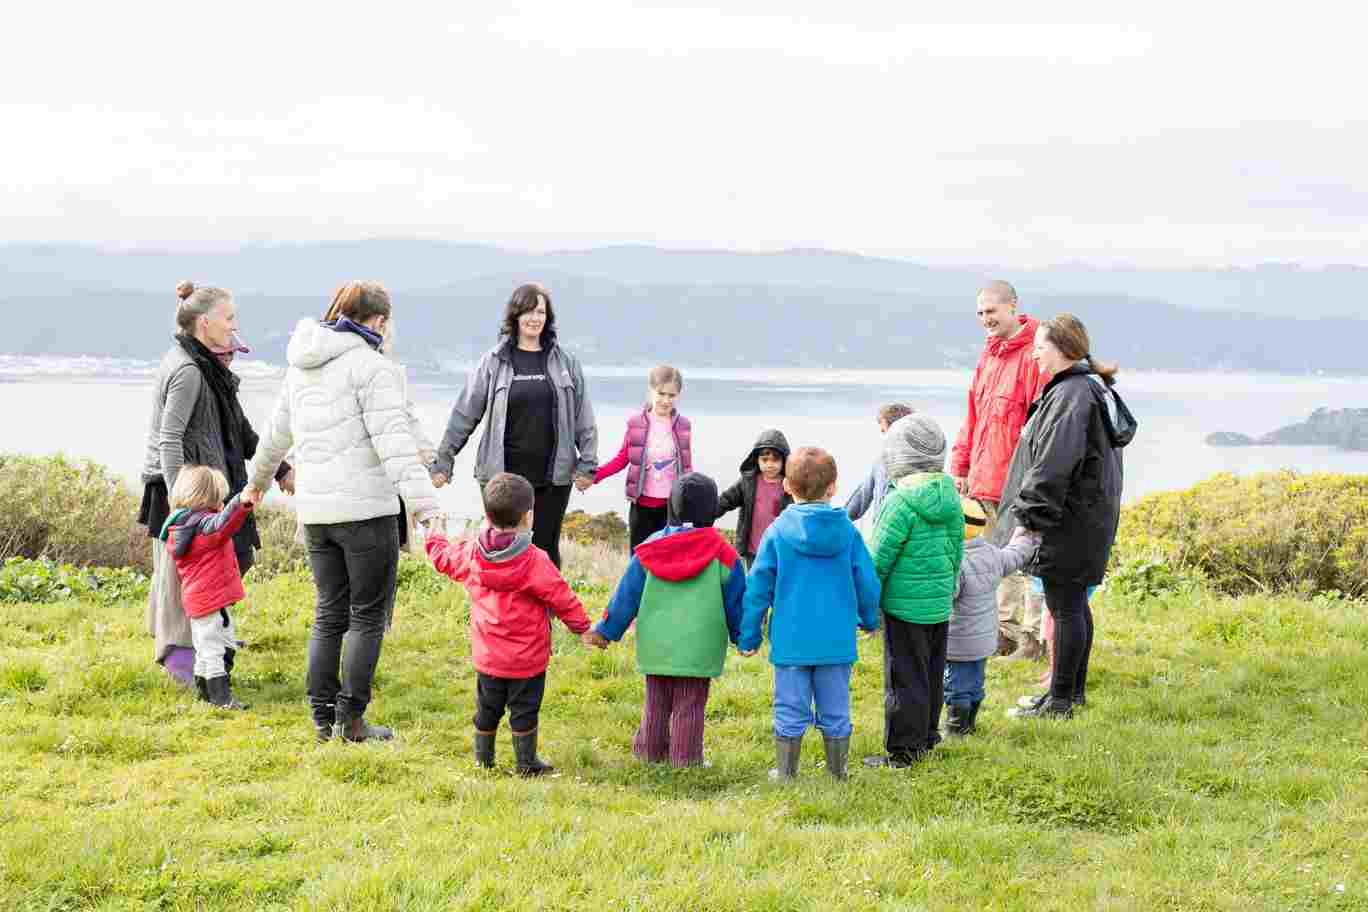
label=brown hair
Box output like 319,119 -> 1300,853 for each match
877,403 -> 914,426
1040,313 -> 1119,386
325,281 -> 392,324
785,447 -> 838,501
169,465 -> 229,512
482,472 -> 536,529
649,364 -> 683,391
173,281 -> 232,335
499,283 -> 557,345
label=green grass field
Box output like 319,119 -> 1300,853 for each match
2,543 -> 1366,911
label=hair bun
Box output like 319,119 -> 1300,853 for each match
176,280 -> 195,301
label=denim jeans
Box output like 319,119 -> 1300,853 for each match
773,663 -> 853,739
944,659 -> 987,706
305,516 -> 400,725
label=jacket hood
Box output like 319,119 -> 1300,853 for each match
637,525 -> 738,581
739,428 -> 791,474
768,502 -> 852,558
1044,365 -> 1137,450
286,319 -> 369,370
470,545 -> 537,591
894,473 -> 964,526
985,314 -> 1039,357
478,528 -> 533,563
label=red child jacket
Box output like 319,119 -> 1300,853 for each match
163,496 -> 253,619
427,533 -> 591,679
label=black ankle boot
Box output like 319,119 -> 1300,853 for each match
194,675 -> 209,703
313,702 -> 337,742
474,731 -> 496,769
1008,696 -> 1073,720
822,736 -> 849,780
967,701 -> 982,733
334,715 -> 394,743
945,703 -> 972,736
204,676 -> 245,710
512,730 -> 553,776
770,735 -> 803,780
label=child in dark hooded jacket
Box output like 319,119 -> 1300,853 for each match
589,472 -> 747,767
715,428 -> 792,565
427,472 -> 592,776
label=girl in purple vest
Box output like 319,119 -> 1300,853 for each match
593,365 -> 693,552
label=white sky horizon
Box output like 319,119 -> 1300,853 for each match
4,3 -> 1365,268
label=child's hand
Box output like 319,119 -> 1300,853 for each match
737,649 -> 758,658
241,486 -> 262,508
581,630 -> 608,649
573,474 -> 594,493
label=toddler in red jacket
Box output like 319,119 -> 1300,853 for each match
427,472 -> 593,776
160,465 -> 254,710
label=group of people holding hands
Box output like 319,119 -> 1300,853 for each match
139,277 -> 1134,777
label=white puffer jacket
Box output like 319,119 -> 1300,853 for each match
248,320 -> 439,525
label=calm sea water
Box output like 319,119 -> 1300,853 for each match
4,360 -> 1367,532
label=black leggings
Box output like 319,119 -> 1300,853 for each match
628,502 -> 670,552
1043,579 -> 1094,702
532,484 -> 573,569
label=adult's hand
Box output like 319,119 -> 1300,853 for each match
952,475 -> 968,495
738,649 -> 758,658
277,468 -> 296,496
431,471 -> 449,489
418,448 -> 436,466
573,474 -> 593,493
241,486 -> 263,508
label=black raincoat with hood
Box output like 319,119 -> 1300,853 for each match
990,362 -> 1137,585
716,429 -> 792,557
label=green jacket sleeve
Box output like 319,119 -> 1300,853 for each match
872,494 -> 914,582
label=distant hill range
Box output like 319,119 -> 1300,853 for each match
4,241 -> 1366,373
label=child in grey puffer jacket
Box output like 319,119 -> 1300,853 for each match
945,498 -> 1039,734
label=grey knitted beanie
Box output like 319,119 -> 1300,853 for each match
883,413 -> 947,479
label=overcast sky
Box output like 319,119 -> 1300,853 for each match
4,2 -> 1364,266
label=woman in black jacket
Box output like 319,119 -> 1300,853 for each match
992,314 -> 1135,719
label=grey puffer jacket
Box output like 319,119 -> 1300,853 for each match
949,528 -> 1038,661
432,341 -> 598,486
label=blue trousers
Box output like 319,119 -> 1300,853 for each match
944,659 -> 987,706
773,663 -> 853,739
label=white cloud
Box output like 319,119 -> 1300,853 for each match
1,1 -> 1365,265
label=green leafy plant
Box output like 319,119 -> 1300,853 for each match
0,556 -> 148,605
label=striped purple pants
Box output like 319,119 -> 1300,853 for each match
633,675 -> 712,767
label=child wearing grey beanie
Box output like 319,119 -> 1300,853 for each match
882,414 -> 948,480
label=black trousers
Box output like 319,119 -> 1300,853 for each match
628,502 -> 670,552
882,613 -> 948,759
474,672 -> 547,733
1043,579 -> 1094,702
304,516 -> 400,724
532,484 -> 573,569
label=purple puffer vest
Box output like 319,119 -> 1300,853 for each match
624,409 -> 692,502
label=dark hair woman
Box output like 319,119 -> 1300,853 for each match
431,283 -> 599,568
245,281 -> 441,742
992,313 -> 1136,719
137,282 -> 289,687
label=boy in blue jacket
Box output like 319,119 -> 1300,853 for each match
738,447 -> 881,780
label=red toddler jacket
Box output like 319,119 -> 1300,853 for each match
427,530 -> 591,679
162,496 -> 253,619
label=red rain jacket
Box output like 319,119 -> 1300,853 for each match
950,315 -> 1045,503
163,496 -> 253,619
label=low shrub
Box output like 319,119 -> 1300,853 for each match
0,453 -> 148,572
0,556 -> 149,605
1114,471 -> 1368,597
561,510 -> 628,549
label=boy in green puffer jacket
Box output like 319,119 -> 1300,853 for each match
863,414 -> 965,769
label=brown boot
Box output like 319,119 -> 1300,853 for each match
1003,636 -> 1043,662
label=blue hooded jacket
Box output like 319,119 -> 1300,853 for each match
739,502 -> 882,665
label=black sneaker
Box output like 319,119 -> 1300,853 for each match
1007,697 -> 1073,720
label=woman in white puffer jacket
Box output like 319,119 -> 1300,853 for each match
247,281 -> 439,743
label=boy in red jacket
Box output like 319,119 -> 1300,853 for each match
160,465 -> 254,710
427,472 -> 592,776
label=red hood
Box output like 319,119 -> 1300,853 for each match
986,314 -> 1038,357
471,547 -> 536,591
636,527 -> 738,581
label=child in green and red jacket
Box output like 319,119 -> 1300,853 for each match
587,472 -> 747,767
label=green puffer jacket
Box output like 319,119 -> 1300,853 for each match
871,473 -> 965,623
